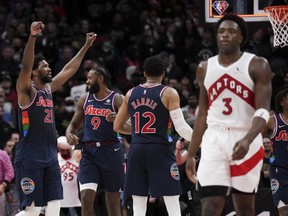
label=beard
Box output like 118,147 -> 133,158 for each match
89,82 -> 100,94
40,74 -> 52,83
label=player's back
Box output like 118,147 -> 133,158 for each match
204,52 -> 256,129
128,84 -> 173,145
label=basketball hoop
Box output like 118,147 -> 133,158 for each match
264,5 -> 288,47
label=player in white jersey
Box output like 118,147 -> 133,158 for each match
57,136 -> 81,216
185,14 -> 272,216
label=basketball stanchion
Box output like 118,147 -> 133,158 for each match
264,5 -> 288,47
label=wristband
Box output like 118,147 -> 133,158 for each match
30,34 -> 38,38
253,108 -> 269,123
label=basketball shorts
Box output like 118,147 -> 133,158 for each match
78,142 -> 124,192
125,143 -> 182,197
270,166 -> 288,208
15,159 -> 63,210
197,126 -> 264,193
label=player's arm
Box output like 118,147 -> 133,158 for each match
66,94 -> 86,145
107,93 -> 132,132
16,22 -> 45,107
232,56 -> 272,160
261,116 -> 275,138
114,92 -> 132,135
163,87 -> 193,142
186,61 -> 209,183
50,33 -> 97,93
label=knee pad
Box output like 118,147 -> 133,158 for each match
231,187 -> 256,195
197,183 -> 230,198
79,182 -> 98,191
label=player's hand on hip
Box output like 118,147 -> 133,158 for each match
232,138 -> 250,160
30,21 -> 45,36
66,134 -> 79,145
185,157 -> 198,184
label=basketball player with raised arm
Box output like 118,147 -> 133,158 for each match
15,21 -> 96,216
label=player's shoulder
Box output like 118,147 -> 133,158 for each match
249,53 -> 271,76
77,92 -> 89,103
162,85 -> 178,97
250,53 -> 269,65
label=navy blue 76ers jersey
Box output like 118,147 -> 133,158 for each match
15,84 -> 57,167
270,113 -> 288,168
82,91 -> 118,143
128,84 -> 173,145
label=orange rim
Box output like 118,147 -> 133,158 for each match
264,5 -> 288,21
264,5 -> 288,12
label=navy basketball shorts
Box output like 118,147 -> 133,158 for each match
78,142 -> 124,192
125,143 -> 182,197
15,160 -> 63,210
270,166 -> 288,208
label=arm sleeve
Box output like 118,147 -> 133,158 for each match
170,108 -> 193,141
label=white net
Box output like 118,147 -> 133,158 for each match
264,6 -> 288,47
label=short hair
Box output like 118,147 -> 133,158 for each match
215,13 -> 248,48
143,56 -> 164,77
91,66 -> 111,86
275,88 -> 288,113
32,54 -> 45,70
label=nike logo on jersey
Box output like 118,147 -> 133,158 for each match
279,125 -> 286,128
114,148 -> 120,151
88,99 -> 94,102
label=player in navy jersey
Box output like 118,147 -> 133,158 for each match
262,88 -> 288,216
114,56 -> 193,216
66,66 -> 126,216
15,21 -> 96,216
185,14 -> 272,216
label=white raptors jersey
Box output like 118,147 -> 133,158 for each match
204,52 -> 256,129
58,154 -> 81,207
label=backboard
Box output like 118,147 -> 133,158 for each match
204,0 -> 273,22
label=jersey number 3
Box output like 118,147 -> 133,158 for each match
222,98 -> 232,115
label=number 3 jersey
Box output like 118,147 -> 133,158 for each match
204,52 -> 256,129
15,84 -> 57,167
128,84 -> 173,145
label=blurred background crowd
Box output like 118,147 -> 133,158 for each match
0,0 -> 288,136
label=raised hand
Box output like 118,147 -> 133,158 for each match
85,32 -> 97,47
30,21 -> 45,37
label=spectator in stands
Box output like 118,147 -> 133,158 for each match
0,149 -> 14,215
0,103 -> 12,149
258,137 -> 272,188
181,93 -> 199,127
57,136 -> 81,216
